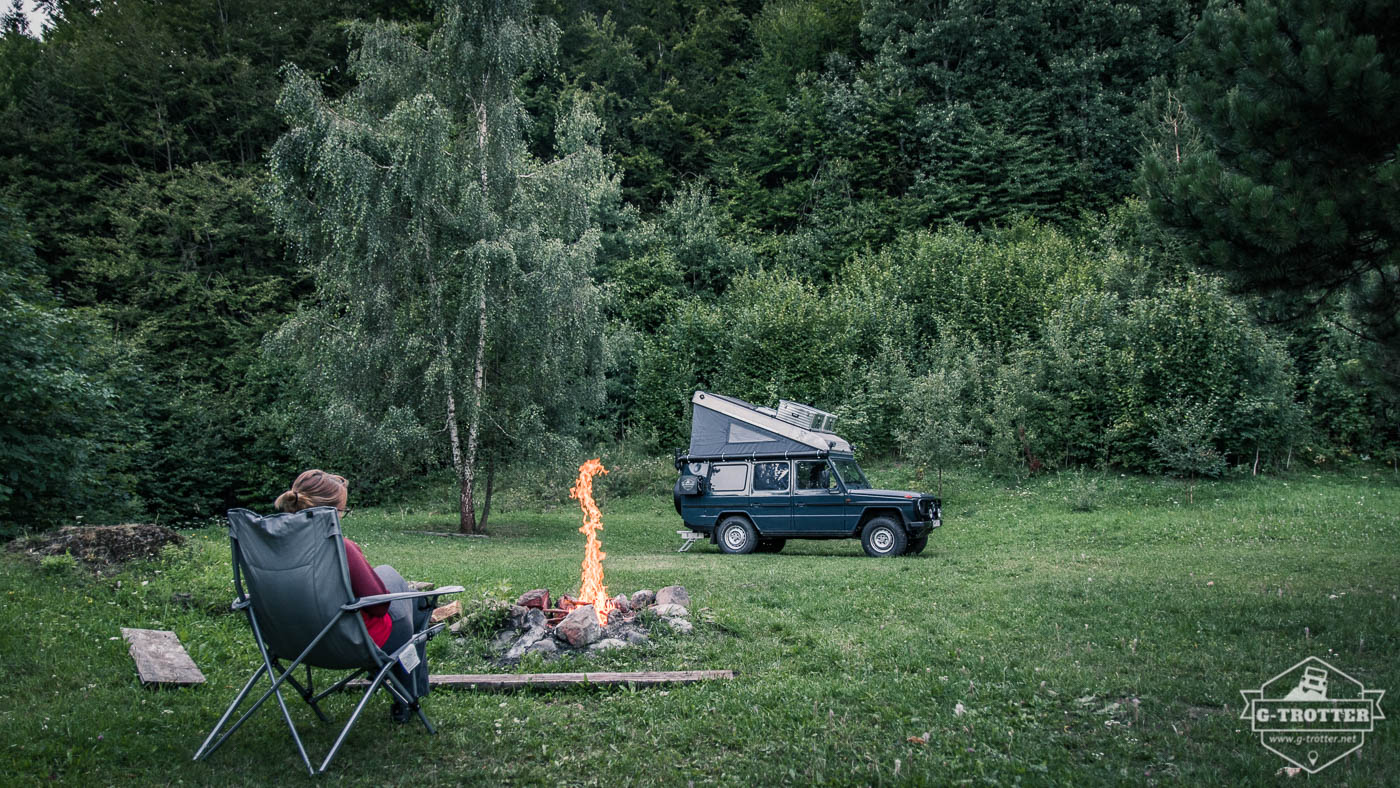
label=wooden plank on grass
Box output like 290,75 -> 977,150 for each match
120,628 -> 206,686
348,670 -> 732,692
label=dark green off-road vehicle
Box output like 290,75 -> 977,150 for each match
673,391 -> 941,557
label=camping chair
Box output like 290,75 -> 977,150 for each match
193,506 -> 463,775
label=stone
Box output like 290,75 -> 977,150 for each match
490,628 -> 519,652
630,589 -> 656,608
508,604 -> 530,627
515,588 -> 551,610
653,603 -> 689,618
625,630 -> 650,646
663,618 -> 694,634
610,594 -> 631,614
430,600 -> 462,624
554,605 -> 603,648
504,627 -> 549,660
655,585 -> 690,609
526,638 -> 558,656
407,580 -> 436,591
524,608 -> 546,628
590,638 -> 627,651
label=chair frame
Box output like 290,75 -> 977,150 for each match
193,510 -> 462,775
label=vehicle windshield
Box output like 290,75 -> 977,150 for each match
831,459 -> 870,489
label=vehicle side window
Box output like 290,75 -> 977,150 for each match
752,461 -> 790,492
796,460 -> 832,490
709,463 -> 748,492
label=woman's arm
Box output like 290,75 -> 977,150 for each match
343,538 -> 390,616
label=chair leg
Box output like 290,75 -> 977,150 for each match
270,670 -> 316,777
412,702 -> 437,735
193,663 -> 267,762
318,661 -> 399,774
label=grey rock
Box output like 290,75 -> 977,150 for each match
555,605 -> 603,648
526,638 -> 558,655
590,637 -> 627,651
629,589 -> 656,608
490,628 -> 520,652
504,637 -> 537,660
610,594 -> 631,614
655,585 -> 690,609
663,617 -> 694,634
653,603 -> 689,618
625,630 -> 651,646
502,622 -> 550,659
507,604 -> 530,627
524,608 -> 546,628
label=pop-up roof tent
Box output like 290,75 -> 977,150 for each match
686,391 -> 852,458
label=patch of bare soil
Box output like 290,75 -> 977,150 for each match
6,524 -> 185,570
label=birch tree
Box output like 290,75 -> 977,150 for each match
267,0 -> 615,532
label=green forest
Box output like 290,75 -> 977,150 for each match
3,0 -> 1397,534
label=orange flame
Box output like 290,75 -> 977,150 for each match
569,458 -> 612,626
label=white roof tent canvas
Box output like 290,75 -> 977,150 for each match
685,391 -> 853,459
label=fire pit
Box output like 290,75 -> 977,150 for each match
487,460 -> 696,661
491,585 -> 694,660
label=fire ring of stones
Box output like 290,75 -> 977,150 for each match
489,585 -> 693,661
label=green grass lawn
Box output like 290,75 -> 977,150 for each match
2,465 -> 1397,785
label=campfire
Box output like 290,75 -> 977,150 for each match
482,459 -> 694,659
569,458 -> 613,626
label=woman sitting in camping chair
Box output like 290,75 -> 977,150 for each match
274,469 -> 429,722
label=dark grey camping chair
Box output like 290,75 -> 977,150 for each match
193,507 -> 463,775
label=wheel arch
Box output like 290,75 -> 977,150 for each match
855,507 -> 906,533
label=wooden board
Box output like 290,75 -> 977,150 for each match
348,670 -> 732,692
120,628 -> 206,686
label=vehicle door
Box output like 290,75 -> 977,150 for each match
705,462 -> 750,526
793,460 -> 845,534
748,460 -> 792,535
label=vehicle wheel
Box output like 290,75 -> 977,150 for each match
861,517 -> 907,558
756,538 -> 786,553
904,534 -> 928,555
717,517 -> 758,554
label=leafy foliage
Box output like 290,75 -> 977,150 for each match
266,0 -> 616,532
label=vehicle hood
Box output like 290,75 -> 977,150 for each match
845,488 -> 935,501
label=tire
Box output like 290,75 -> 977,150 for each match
904,534 -> 928,555
861,516 -> 907,558
717,517 -> 758,554
756,538 -> 786,553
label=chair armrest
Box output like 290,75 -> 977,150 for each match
343,586 -> 465,611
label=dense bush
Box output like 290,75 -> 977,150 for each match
629,211 -> 1387,476
0,207 -> 143,533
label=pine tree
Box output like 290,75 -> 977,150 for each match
1145,0 -> 1400,376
